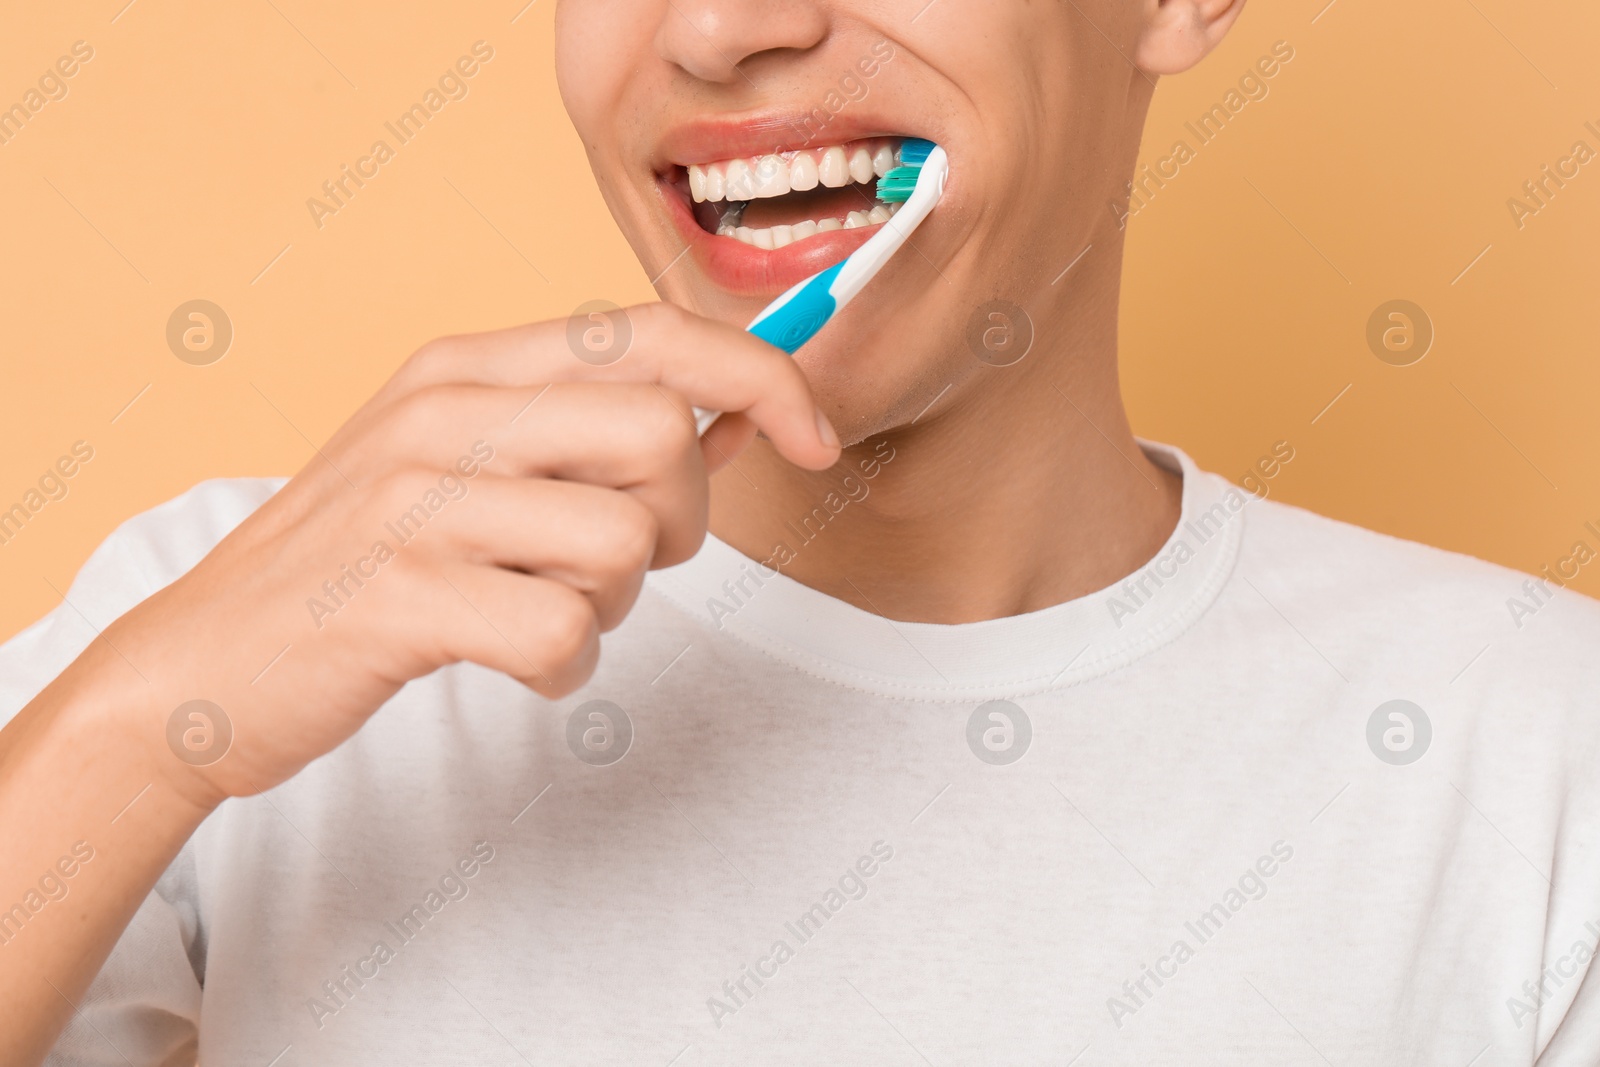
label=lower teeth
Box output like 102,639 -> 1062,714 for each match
717,203 -> 901,248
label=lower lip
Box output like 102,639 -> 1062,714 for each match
659,177 -> 884,297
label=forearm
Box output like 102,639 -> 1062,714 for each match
0,303 -> 833,1064
0,639 -> 214,1067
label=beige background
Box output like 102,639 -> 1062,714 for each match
1,0 -> 1595,640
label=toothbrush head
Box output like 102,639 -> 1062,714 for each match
874,138 -> 938,204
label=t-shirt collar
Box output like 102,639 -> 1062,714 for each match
646,441 -> 1245,701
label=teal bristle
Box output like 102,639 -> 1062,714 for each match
875,170 -> 920,203
875,139 -> 937,203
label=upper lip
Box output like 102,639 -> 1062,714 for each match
654,110 -> 928,170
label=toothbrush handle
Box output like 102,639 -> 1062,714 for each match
694,261 -> 846,435
693,405 -> 724,436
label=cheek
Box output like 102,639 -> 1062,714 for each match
554,0 -> 651,131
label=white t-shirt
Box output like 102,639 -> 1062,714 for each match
8,442 -> 1600,1066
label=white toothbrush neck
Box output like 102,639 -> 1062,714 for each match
828,146 -> 949,308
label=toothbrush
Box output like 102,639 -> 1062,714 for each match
694,139 -> 949,436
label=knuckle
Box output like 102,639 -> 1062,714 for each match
662,414 -> 700,458
399,337 -> 458,385
592,576 -> 645,634
635,301 -> 687,332
599,495 -> 659,572
380,383 -> 463,443
378,542 -> 431,591
646,387 -> 699,449
539,649 -> 597,699
538,584 -> 599,665
651,519 -> 707,570
596,386 -> 691,471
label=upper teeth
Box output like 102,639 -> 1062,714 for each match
689,139 -> 900,204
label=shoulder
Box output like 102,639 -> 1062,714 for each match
0,477 -> 286,721
1240,489 -> 1595,616
1234,488 -> 1600,701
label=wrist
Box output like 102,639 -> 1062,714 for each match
49,636 -> 225,827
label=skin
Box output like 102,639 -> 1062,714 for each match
563,0 -> 1239,620
0,0 -> 1241,1060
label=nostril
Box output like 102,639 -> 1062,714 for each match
653,15 -> 742,85
653,0 -> 829,84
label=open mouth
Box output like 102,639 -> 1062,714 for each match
672,137 -> 909,251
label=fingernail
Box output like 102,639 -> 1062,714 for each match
815,408 -> 840,450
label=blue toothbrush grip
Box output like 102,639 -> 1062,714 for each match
747,261 -> 847,354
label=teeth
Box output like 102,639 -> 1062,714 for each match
848,148 -> 874,185
818,146 -> 850,188
723,158 -> 755,201
752,157 -> 790,198
693,137 -> 912,247
687,138 -> 909,202
719,215 -> 866,248
789,154 -> 818,192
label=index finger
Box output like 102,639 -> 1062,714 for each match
389,302 -> 841,470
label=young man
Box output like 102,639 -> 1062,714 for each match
4,0 -> 1598,1063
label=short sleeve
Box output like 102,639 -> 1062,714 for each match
42,851 -> 205,1067
0,478 -> 284,1066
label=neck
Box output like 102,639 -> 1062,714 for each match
708,249 -> 1182,625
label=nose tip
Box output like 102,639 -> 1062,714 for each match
654,0 -> 828,84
